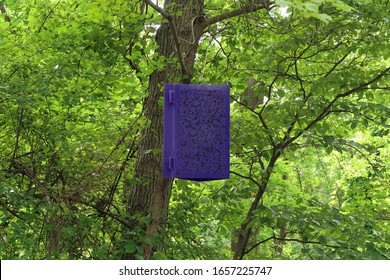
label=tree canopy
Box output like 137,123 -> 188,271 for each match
0,0 -> 389,260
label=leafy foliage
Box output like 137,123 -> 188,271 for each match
0,0 -> 389,259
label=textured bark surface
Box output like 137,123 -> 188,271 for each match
124,0 -> 270,260
125,0 -> 205,260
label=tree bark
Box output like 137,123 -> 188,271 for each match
124,0 -> 205,260
124,0 -> 271,260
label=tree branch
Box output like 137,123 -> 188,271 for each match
144,0 -> 190,79
324,51 -> 351,78
205,0 -> 274,26
335,66 -> 390,100
276,237 -> 340,249
36,0 -> 62,35
230,170 -> 262,189
284,66 -> 390,148
230,95 -> 259,115
344,142 -> 376,168
144,0 -> 170,19
245,235 -> 341,255
244,236 -> 275,255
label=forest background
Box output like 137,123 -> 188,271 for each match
0,0 -> 389,260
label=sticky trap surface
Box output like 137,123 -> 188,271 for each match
163,84 -> 230,181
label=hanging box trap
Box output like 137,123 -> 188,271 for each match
163,84 -> 230,181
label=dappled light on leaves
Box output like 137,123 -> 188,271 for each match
0,0 -> 389,260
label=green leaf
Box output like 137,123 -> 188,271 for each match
305,3 -> 319,13
125,242 -> 136,253
153,252 -> 168,260
316,13 -> 333,22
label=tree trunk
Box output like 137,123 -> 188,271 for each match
123,0 -> 271,260
124,0 -> 205,260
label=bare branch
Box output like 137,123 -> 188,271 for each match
336,66 -> 390,99
230,95 -> 259,115
245,235 -> 341,255
230,170 -> 263,190
205,1 -> 274,26
324,51 -> 351,78
276,237 -> 340,249
244,236 -> 275,255
36,0 -> 62,35
144,0 -> 170,19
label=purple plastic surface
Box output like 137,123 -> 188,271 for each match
163,84 -> 230,181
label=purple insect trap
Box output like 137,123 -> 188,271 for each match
163,84 -> 230,181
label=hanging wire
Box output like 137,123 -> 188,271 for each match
200,35 -> 212,84
177,14 -> 212,84
178,16 -> 197,45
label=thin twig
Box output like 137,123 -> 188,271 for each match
324,51 -> 351,78
144,0 -> 170,19
245,235 -> 341,255
36,0 -> 62,35
230,170 -> 262,190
